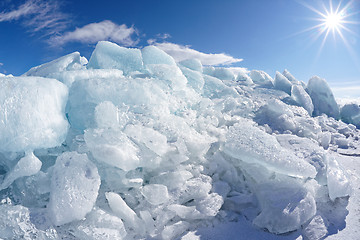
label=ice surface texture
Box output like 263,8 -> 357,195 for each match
224,119 -> 316,179
48,152 -> 100,225
307,76 -> 340,119
0,41 -> 354,239
340,103 -> 360,128
0,77 -> 69,152
87,41 -> 143,75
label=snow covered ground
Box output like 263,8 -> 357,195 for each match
0,41 -> 359,239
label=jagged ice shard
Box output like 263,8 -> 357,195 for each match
0,41 -> 355,239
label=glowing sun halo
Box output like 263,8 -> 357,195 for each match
325,12 -> 343,30
298,0 -> 359,51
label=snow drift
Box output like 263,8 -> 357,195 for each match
0,41 -> 356,239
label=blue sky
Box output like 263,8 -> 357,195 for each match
0,0 -> 359,98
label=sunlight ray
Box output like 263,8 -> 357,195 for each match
300,0 -> 359,46
296,0 -> 328,18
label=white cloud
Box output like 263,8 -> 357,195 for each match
154,42 -> 242,66
332,84 -> 360,100
0,0 -> 37,21
0,0 -> 69,35
147,33 -> 171,45
51,20 -> 138,47
0,63 -> 3,66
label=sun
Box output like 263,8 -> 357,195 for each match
319,1 -> 349,37
325,12 -> 343,30
298,0 -> 359,48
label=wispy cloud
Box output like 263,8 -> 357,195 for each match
50,20 -> 139,47
153,42 -> 243,66
0,0 -> 69,35
0,63 -> 3,67
147,33 -> 171,45
332,84 -> 360,99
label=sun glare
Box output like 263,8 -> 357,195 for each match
298,0 -> 358,48
325,12 -> 342,29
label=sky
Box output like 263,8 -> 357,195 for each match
0,0 -> 359,98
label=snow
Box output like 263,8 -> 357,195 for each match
0,40 -> 359,239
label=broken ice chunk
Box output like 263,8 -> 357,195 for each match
49,68 -> 124,87
142,45 -> 176,66
87,41 -> 144,75
23,52 -> 86,77
0,152 -> 42,190
178,175 -> 212,204
224,119 -> 317,178
291,85 -> 314,116
149,170 -> 193,190
274,71 -> 292,95
250,70 -> 273,87
223,192 -> 255,213
71,208 -> 127,240
66,76 -> 170,130
334,137 -> 349,149
167,204 -> 202,219
179,65 -> 205,92
0,77 -> 69,152
139,210 -> 156,233
146,64 -> 188,90
105,192 -> 144,233
303,215 -> 328,240
211,67 -> 235,80
282,69 -> 300,85
161,221 -> 190,240
255,99 -> 296,133
125,124 -> 169,156
196,193 -> 224,217
340,103 -> 360,128
141,184 -> 169,205
253,181 -> 316,234
0,205 -> 52,239
179,58 -> 203,72
319,132 -> 332,150
211,180 -> 231,198
236,71 -> 253,85
84,128 -> 140,171
94,101 -> 120,129
203,75 -> 239,99
307,76 -> 340,119
48,152 -> 100,226
326,156 -> 352,201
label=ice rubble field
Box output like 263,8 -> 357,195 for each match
0,41 -> 359,239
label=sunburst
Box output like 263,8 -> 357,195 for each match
297,0 -> 359,54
